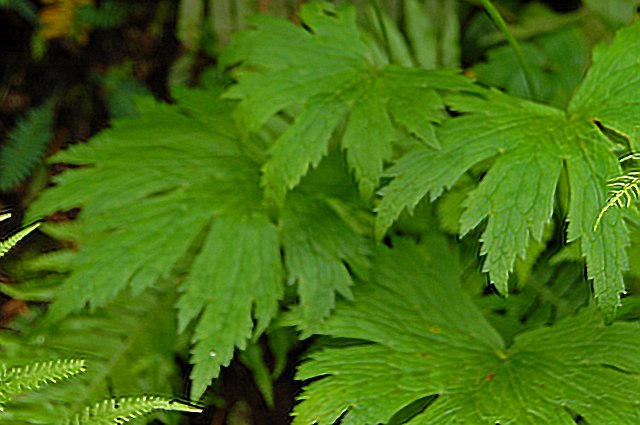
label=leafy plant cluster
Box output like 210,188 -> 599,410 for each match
0,212 -> 201,423
1,0 -> 640,423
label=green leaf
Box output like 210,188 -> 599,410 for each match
568,20 -> 640,143
176,215 -> 283,400
0,100 -> 54,191
377,21 -> 640,314
294,239 -> 640,425
220,1 -> 470,202
377,90 -> 567,292
281,191 -> 370,333
26,89 -> 283,401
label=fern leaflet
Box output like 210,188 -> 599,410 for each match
0,359 -> 85,411
61,396 -> 201,425
0,285 -> 184,423
0,221 -> 40,259
595,153 -> 640,230
0,100 -> 54,191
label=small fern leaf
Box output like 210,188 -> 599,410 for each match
62,396 -> 202,425
0,359 -> 86,410
0,221 -> 40,259
0,100 -> 54,191
594,154 -> 640,231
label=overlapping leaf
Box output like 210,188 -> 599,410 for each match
220,1 -> 472,202
281,192 -> 370,332
294,237 -> 640,424
377,21 -> 640,314
277,151 -> 372,332
26,88 -> 282,400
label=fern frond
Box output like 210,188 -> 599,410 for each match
61,395 -> 202,425
0,100 -> 54,191
620,152 -> 640,163
0,222 -> 40,259
594,154 -> 640,231
0,359 -> 86,410
0,287 -> 183,422
0,212 -> 11,222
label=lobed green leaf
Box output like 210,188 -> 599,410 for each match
221,1 -> 471,203
377,21 -> 640,312
294,238 -> 640,424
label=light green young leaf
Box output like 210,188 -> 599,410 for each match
377,21 -> 639,314
220,1 -> 471,202
294,238 -> 640,425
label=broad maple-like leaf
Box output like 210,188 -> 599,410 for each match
220,1 -> 471,202
377,21 -> 640,315
26,88 -> 282,400
294,236 -> 640,424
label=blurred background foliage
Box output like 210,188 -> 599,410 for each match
0,0 -> 638,423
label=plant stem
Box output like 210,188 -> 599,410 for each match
370,0 -> 392,63
478,0 -> 537,100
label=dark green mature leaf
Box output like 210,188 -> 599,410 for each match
294,238 -> 640,425
377,21 -> 639,314
26,88 -> 283,400
220,1 -> 471,202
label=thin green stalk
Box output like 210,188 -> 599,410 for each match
478,0 -> 537,99
370,0 -> 392,62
